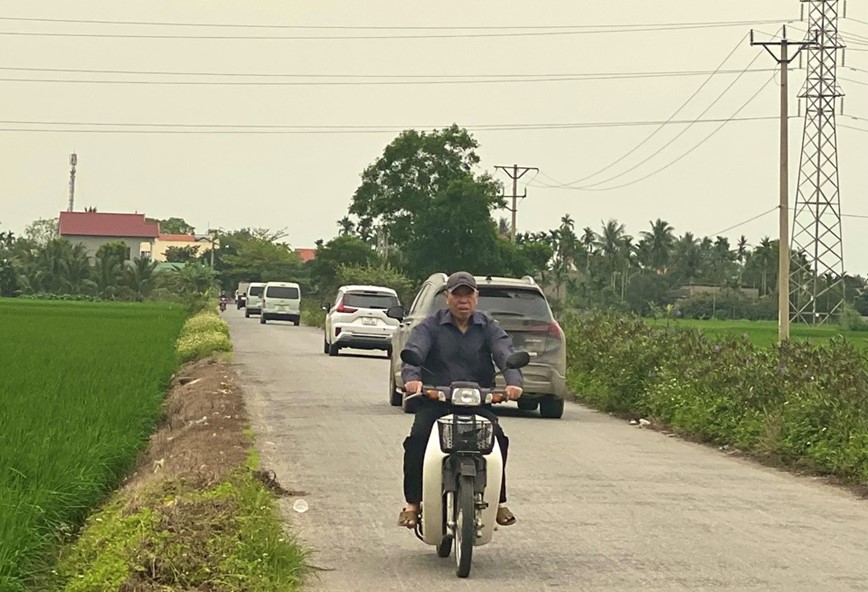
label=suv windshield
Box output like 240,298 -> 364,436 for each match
433,287 -> 552,321
344,292 -> 399,309
266,286 -> 299,299
248,285 -> 264,297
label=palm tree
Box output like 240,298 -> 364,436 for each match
497,217 -> 511,239
580,227 -> 596,277
736,235 -> 749,286
671,232 -> 701,285
639,219 -> 675,274
596,219 -> 627,290
755,237 -> 775,296
337,217 -> 356,237
125,257 -> 157,300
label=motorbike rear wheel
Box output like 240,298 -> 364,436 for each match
455,475 -> 475,578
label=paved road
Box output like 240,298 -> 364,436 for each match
227,310 -> 868,592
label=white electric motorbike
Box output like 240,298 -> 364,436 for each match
400,349 -> 530,578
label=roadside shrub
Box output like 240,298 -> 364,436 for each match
176,311 -> 232,362
183,311 -> 230,336
300,299 -> 326,328
562,311 -> 868,484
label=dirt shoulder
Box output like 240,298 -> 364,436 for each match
46,357 -> 306,592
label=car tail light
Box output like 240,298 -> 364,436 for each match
530,322 -> 563,341
336,299 -> 357,313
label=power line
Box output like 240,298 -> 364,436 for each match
0,115 -> 782,134
534,46 -> 775,191
532,72 -> 779,192
710,207 -> 778,236
0,21 -> 791,41
707,206 -> 868,238
529,33 -> 753,189
0,15 -> 786,31
0,64 -> 775,80
0,70 -> 778,87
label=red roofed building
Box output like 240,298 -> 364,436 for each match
59,211 -> 159,260
295,248 -> 316,263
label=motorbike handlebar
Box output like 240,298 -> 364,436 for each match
404,385 -> 508,405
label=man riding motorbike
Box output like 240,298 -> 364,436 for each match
398,271 -> 522,529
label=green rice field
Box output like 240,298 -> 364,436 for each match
0,299 -> 186,590
649,318 -> 868,349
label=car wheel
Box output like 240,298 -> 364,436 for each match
389,369 -> 402,407
293,318 -> 300,326
260,315 -> 266,325
539,396 -> 565,419
245,309 -> 250,318
328,342 -> 339,357
517,398 -> 538,411
386,346 -> 393,359
323,336 -> 330,354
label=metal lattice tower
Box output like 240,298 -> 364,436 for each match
789,0 -> 845,325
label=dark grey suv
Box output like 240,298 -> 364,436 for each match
387,273 -> 567,419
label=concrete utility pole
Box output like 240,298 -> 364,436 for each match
751,26 -> 815,343
67,153 -> 77,212
494,164 -> 538,242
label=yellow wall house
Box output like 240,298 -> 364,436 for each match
151,233 -> 216,263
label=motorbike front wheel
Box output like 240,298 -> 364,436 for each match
455,475 -> 475,578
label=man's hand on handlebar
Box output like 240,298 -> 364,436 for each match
505,385 -> 523,401
404,380 -> 423,395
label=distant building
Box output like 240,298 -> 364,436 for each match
151,233 -> 215,262
59,211 -> 158,260
672,284 -> 760,301
296,248 -> 317,263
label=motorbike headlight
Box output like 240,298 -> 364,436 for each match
437,416 -> 495,454
452,388 -> 482,407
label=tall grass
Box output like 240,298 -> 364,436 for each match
0,299 -> 186,590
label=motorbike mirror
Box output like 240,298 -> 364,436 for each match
506,351 -> 531,369
400,349 -> 424,367
386,305 -> 406,321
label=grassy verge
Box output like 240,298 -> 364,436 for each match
0,299 -> 187,591
51,454 -> 306,591
563,311 -> 868,488
300,298 -> 326,328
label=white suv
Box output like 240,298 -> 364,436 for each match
324,285 -> 401,357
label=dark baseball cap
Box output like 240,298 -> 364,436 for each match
446,271 -> 477,293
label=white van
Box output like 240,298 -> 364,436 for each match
260,282 -> 302,325
244,282 -> 267,318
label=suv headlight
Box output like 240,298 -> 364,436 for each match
437,416 -> 494,454
452,387 -> 481,406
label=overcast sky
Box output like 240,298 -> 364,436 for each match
1,0 -> 866,274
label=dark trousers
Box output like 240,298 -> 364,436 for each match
403,400 -> 509,504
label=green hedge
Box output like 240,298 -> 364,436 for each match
562,311 -> 868,484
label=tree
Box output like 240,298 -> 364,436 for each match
96,241 -> 131,263
125,257 -> 158,300
24,218 -> 58,247
402,176 -> 507,280
164,245 -> 201,263
309,235 -> 379,297
596,219 -> 628,291
337,216 -> 356,237
157,217 -> 195,235
349,125 -> 503,250
639,219 -> 675,274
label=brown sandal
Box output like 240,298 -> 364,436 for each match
496,506 -> 516,526
398,509 -> 419,529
